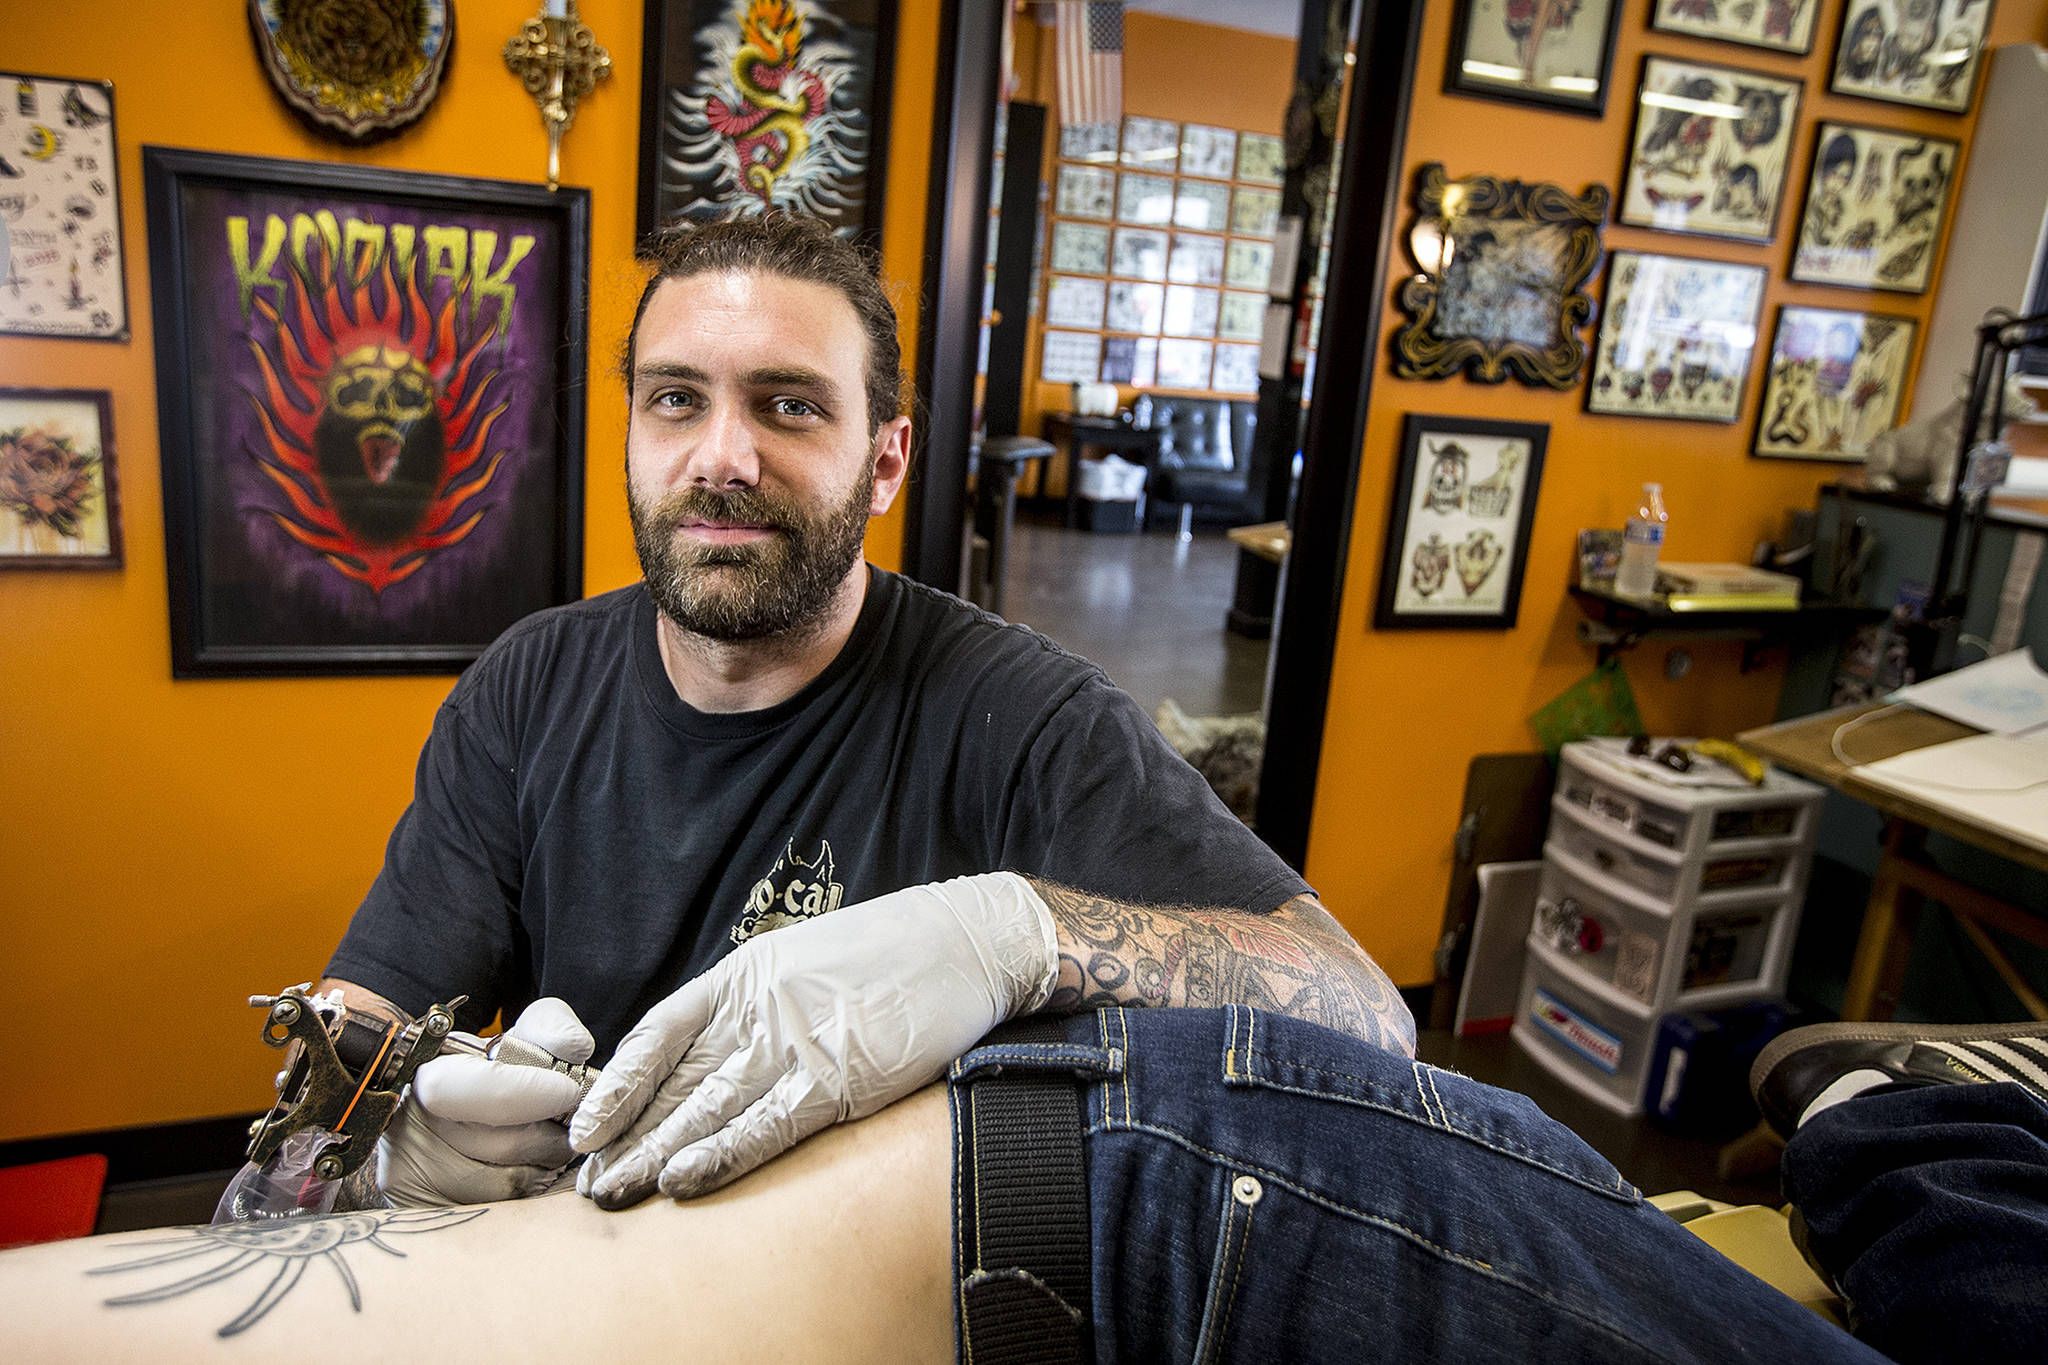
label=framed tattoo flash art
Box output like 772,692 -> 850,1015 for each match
1235,132 -> 1284,186
1650,0 -> 1821,55
1619,56 -> 1803,244
1056,165 -> 1115,220
143,148 -> 589,676
1588,252 -> 1766,423
1791,122 -> 1958,293
637,0 -> 895,244
1050,221 -> 1110,275
1375,415 -> 1548,630
1179,124 -> 1237,180
1830,0 -> 1995,114
1753,305 -> 1917,461
1120,115 -> 1179,170
1393,164 -> 1609,389
0,72 -> 127,341
0,387 -> 122,568
1443,0 -> 1626,116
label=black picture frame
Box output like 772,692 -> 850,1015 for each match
143,147 -> 588,677
1752,303 -> 1918,462
1617,54 -> 1804,246
1586,250 -> 1768,423
1828,0 -> 1996,114
1789,120 -> 1959,294
1375,414 -> 1548,630
1443,0 -> 1626,117
1649,0 -> 1820,56
636,0 -> 896,247
0,71 -> 128,341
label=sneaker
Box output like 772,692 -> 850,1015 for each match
1749,1020 -> 2048,1139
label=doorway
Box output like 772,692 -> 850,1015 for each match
907,0 -> 1425,869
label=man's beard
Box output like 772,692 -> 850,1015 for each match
628,467 -> 874,642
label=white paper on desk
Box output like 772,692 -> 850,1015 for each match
1891,648 -> 2048,736
1855,732 -> 2048,857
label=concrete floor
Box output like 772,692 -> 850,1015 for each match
993,507 -> 1270,720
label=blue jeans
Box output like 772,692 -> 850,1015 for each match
953,1007 -> 1888,1363
1784,1082 -> 2048,1365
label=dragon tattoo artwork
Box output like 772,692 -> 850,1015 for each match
661,0 -> 872,231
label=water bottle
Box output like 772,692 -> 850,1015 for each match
1615,483 -> 1668,597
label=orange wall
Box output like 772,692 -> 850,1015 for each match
0,0 -> 937,1141
1304,4 -> 2048,987
1018,13 -> 1296,460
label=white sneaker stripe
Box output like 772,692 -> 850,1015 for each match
1928,1042 -> 2013,1083
1932,1040 -> 2048,1093
1970,1041 -> 2048,1093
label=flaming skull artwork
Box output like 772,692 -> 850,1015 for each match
245,241 -> 507,593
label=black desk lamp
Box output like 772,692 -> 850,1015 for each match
1909,307 -> 2048,680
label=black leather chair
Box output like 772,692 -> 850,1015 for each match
1135,395 -> 1259,538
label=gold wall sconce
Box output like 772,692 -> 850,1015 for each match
503,0 -> 613,190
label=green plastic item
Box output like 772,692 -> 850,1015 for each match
1529,660 -> 1644,759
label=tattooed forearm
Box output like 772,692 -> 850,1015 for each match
1030,885 -> 1417,1057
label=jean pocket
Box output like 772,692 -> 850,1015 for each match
1222,1006 -> 1638,1202
1190,1167 -> 1265,1365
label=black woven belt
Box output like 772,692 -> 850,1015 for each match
956,1014 -> 1093,1365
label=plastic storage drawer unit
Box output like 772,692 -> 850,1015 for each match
1512,942 -> 1661,1115
1537,844 -> 1801,1011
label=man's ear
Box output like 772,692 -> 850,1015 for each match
868,416 -> 913,515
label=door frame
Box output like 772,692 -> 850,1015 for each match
904,0 -> 1425,871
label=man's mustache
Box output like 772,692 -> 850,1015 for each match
647,487 -> 801,536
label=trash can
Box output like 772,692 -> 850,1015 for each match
1075,455 -> 1147,534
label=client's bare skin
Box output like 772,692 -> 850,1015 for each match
0,1086 -> 953,1363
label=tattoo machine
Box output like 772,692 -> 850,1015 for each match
213,983 -> 597,1223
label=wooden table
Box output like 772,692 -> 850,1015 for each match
1739,703 -> 2048,1020
1226,521 -> 1290,563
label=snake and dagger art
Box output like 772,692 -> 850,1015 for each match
640,0 -> 893,241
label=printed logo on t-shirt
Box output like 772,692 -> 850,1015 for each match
731,838 -> 846,944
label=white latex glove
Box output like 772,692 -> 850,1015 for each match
569,872 -> 1058,1209
377,996 -> 596,1208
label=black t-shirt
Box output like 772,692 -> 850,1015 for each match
327,567 -> 1311,1060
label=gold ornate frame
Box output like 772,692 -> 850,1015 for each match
1392,164 -> 1608,389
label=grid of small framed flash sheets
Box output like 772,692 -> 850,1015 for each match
1040,115 -> 1285,396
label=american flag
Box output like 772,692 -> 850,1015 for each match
1058,2 -> 1123,133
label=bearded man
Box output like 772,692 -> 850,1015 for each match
312,212 -> 1412,1214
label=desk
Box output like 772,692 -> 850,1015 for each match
1226,521 -> 1290,563
1739,704 -> 2048,1020
1039,412 -> 1163,527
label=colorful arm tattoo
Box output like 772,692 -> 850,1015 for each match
1031,885 -> 1417,1057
